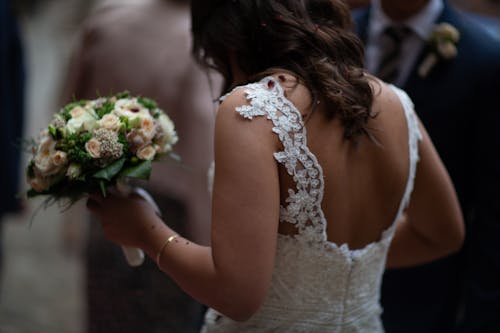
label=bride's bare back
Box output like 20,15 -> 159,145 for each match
276,73 -> 463,256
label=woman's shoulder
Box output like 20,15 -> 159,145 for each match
217,78 -> 268,115
218,86 -> 251,114
216,76 -> 283,124
218,73 -> 303,118
215,81 -> 281,154
368,77 -> 412,116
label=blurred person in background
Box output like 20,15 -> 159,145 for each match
0,0 -> 25,293
353,0 -> 500,332
61,0 -> 216,331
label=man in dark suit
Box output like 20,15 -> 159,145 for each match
0,0 -> 25,290
353,1 -> 500,332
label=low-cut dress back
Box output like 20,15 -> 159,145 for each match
201,77 -> 422,333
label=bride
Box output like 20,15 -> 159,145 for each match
87,0 -> 464,331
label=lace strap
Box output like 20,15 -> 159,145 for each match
233,76 -> 328,243
390,85 -> 423,220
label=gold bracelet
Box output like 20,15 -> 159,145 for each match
156,234 -> 178,266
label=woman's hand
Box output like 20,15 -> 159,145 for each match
86,190 -> 164,250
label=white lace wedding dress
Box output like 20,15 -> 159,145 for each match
201,76 -> 422,333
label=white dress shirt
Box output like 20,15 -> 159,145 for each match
365,0 -> 444,86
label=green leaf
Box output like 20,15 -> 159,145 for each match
119,116 -> 129,129
120,160 -> 152,180
118,132 -> 129,154
127,117 -> 141,130
93,158 -> 126,181
138,97 -> 157,110
64,100 -> 86,112
96,100 -> 115,119
116,91 -> 130,99
99,180 -> 107,197
48,125 -> 57,138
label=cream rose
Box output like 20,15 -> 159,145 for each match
98,113 -> 121,131
137,145 -> 156,160
85,138 -> 102,158
66,107 -> 98,134
33,133 -> 60,176
70,106 -> 86,118
51,151 -> 68,167
127,129 -> 149,152
140,115 -> 157,140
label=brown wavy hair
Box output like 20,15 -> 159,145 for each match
191,0 -> 375,141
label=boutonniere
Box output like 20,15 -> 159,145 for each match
418,23 -> 460,78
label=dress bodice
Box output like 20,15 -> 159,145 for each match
202,77 -> 422,333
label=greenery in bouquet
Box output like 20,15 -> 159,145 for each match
26,92 -> 178,207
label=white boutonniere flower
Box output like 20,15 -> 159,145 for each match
418,23 -> 460,78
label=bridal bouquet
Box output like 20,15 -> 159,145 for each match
26,93 -> 177,266
26,92 -> 178,206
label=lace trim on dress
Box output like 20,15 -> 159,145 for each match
389,84 -> 423,211
230,76 -> 328,243
223,77 -> 422,251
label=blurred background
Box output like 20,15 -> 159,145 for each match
0,0 -> 499,332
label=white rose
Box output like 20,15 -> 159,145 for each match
158,114 -> 175,137
137,145 -> 156,160
98,113 -> 121,131
156,114 -> 178,153
66,108 -> 98,134
85,138 -> 102,158
113,98 -> 150,121
66,163 -> 82,180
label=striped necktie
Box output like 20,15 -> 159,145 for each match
376,25 -> 412,83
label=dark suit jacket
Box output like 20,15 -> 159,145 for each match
0,0 -> 25,218
354,2 -> 500,333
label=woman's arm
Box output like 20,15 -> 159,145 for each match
386,119 -> 465,268
88,89 -> 281,321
